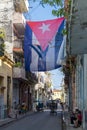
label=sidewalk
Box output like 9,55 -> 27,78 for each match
0,111 -> 34,127
66,118 -> 82,130
64,111 -> 84,130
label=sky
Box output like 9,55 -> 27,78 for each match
24,1 -> 64,89
25,1 -> 57,21
50,68 -> 64,89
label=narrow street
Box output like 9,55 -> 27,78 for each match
1,111 -> 62,130
1,0 -> 87,129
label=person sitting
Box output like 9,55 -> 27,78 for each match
74,110 -> 82,128
70,112 -> 77,125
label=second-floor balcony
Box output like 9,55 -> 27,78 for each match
13,67 -> 26,80
13,13 -> 25,39
13,39 -> 23,54
14,0 -> 29,13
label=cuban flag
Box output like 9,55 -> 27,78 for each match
24,17 -> 65,72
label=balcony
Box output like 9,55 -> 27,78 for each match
14,0 -> 29,13
13,39 -> 23,54
13,12 -> 25,39
13,39 -> 23,48
13,67 -> 26,80
26,72 -> 38,85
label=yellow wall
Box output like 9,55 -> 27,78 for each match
0,59 -> 13,105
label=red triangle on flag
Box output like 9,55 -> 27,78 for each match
27,17 -> 64,51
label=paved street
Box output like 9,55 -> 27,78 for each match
1,111 -> 62,130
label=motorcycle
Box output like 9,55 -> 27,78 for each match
36,102 -> 44,112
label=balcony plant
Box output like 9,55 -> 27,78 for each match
14,62 -> 22,67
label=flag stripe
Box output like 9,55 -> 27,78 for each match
57,36 -> 66,65
55,20 -> 64,67
30,33 -> 40,71
24,24 -> 32,71
46,36 -> 55,70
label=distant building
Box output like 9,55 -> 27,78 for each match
51,89 -> 62,100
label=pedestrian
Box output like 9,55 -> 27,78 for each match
70,111 -> 77,125
60,102 -> 64,111
73,109 -> 82,128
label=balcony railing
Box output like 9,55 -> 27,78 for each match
26,72 -> 38,85
13,39 -> 23,48
14,0 -> 29,13
13,67 -> 26,80
13,38 -> 24,53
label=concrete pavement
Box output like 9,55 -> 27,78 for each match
65,118 -> 82,130
0,111 -> 62,130
0,110 -> 86,130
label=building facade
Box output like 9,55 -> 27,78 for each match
0,0 -> 38,119
0,0 -> 14,119
52,89 -> 62,101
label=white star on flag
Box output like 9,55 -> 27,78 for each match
39,23 -> 50,33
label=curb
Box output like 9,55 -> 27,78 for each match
0,118 -> 16,127
0,111 -> 34,127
